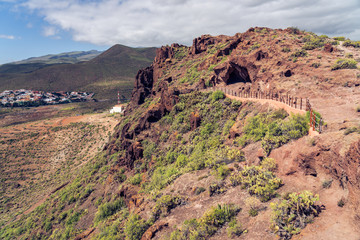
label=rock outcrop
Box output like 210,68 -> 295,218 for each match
132,66 -> 154,105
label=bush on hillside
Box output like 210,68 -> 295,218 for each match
331,58 -> 358,70
95,199 -> 125,222
238,110 -> 308,155
169,204 -> 240,239
230,165 -> 282,202
342,40 -> 360,48
333,36 -> 346,41
212,90 -> 225,101
270,191 -> 320,239
124,214 -> 149,240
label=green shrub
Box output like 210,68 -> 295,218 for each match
143,141 -> 156,160
249,208 -> 258,217
301,34 -> 326,50
175,154 -> 188,168
333,36 -> 345,41
223,119 -> 235,135
150,195 -> 183,223
170,204 -> 239,240
311,62 -> 321,68
232,100 -> 242,112
322,179 -> 333,189
346,53 -> 354,58
129,173 -> 142,185
291,49 -> 307,58
66,211 -> 82,226
227,219 -> 244,237
343,40 -> 360,48
282,47 -> 291,53
95,199 -> 125,222
215,165 -> 231,179
124,214 -> 149,240
209,182 -> 227,196
331,58 -> 358,70
344,127 -> 358,135
270,191 -> 320,239
245,196 -> 260,217
114,170 -> 127,183
212,90 -> 225,101
337,198 -> 345,207
230,165 -> 282,202
194,187 -> 206,195
260,157 -> 277,171
174,46 -> 188,59
239,111 -> 308,155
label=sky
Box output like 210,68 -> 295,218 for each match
1,0 -> 360,64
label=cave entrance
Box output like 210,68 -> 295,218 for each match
226,64 -> 251,85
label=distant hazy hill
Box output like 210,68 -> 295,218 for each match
0,45 -> 156,102
0,50 -> 103,74
13,50 -> 103,64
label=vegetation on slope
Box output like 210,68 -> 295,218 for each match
0,27 -> 334,239
271,191 -> 320,239
169,204 -> 240,239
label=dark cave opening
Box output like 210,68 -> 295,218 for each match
226,66 -> 251,85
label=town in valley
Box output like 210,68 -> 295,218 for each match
0,89 -> 94,107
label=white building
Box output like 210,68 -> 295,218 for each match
110,105 -> 125,114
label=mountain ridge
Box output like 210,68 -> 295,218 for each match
8,49 -> 103,65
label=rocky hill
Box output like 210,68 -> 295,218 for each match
1,27 -> 360,240
0,45 -> 156,103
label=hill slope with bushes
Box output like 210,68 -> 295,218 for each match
1,27 -> 360,240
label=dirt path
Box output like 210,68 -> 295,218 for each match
224,93 -> 319,136
225,94 -> 306,115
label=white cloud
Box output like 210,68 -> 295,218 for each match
42,26 -> 58,37
0,34 -> 15,40
20,0 -> 360,47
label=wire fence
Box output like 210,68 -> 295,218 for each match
213,86 -> 323,133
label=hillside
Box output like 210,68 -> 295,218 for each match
1,27 -> 360,240
10,50 -> 102,65
0,45 -> 156,103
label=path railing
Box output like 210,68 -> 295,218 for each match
213,86 -> 323,133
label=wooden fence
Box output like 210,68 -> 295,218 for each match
213,86 -> 323,133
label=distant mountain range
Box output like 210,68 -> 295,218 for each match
0,45 -> 156,102
11,50 -> 103,65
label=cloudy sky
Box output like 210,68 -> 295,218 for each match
1,0 -> 360,64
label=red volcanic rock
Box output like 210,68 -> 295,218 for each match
343,140 -> 360,209
141,221 -> 169,240
154,46 -> 174,63
323,43 -> 334,53
216,37 -> 243,57
255,50 -> 269,61
132,66 -> 154,105
123,141 -> 143,168
190,34 -> 223,55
